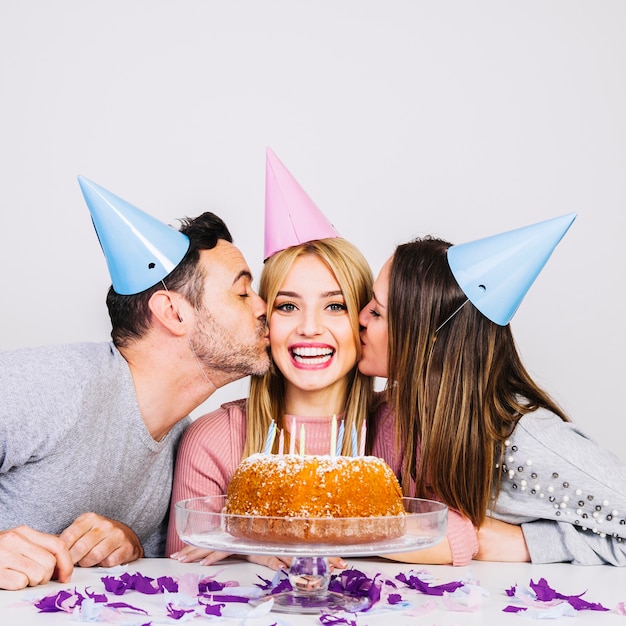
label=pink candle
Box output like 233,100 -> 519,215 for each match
278,429 -> 284,455
289,417 -> 296,455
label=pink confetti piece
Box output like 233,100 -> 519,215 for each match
176,572 -> 201,597
441,585 -> 484,612
403,599 -> 439,617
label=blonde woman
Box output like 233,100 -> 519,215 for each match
166,237 -> 373,568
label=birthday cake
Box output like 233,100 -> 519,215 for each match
223,453 -> 406,544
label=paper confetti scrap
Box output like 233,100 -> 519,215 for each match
503,577 -> 610,616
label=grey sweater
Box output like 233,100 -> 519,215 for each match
0,342 -> 189,557
490,408 -> 626,565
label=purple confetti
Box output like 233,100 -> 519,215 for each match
198,578 -> 227,593
101,572 -> 178,596
530,578 -> 609,612
166,602 -> 195,619
328,568 -> 381,609
269,577 -> 293,595
106,601 -> 149,614
387,593 -> 403,605
503,577 -> 610,614
396,572 -> 464,596
255,574 -> 274,591
85,587 -> 108,603
101,575 -> 129,595
199,593 -> 250,603
503,605 -> 528,613
203,603 -> 225,616
35,589 -> 84,613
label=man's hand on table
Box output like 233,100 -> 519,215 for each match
0,526 -> 73,590
59,512 -> 144,568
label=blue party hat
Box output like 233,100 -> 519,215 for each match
447,213 -> 576,325
78,176 -> 190,295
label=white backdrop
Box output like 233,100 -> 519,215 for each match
1,1 -> 624,456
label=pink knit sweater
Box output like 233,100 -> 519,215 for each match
167,398 -> 478,565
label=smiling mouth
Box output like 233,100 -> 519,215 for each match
290,346 -> 334,365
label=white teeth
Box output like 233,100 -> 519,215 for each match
292,346 -> 333,357
293,354 -> 332,365
291,346 -> 334,364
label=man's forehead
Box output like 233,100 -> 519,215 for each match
200,242 -> 252,283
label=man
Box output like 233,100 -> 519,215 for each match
0,177 -> 270,590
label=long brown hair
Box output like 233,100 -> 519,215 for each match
243,238 -> 374,458
387,236 -> 569,526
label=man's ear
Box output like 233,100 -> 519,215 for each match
148,290 -> 186,336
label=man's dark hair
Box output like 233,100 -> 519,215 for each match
106,212 -> 232,347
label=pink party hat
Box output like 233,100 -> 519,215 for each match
264,147 -> 340,259
447,212 -> 576,326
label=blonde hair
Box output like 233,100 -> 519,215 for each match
243,238 -> 374,457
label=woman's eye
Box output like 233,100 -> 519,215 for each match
327,302 -> 347,312
369,308 -> 381,318
275,302 -> 297,312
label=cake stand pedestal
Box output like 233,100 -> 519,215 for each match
175,495 -> 447,614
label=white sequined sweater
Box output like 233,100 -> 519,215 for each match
490,408 -> 626,565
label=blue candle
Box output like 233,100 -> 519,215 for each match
336,421 -> 345,456
351,424 -> 358,457
263,420 -> 277,454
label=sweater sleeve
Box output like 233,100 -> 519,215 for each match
447,510 -> 479,566
522,519 -> 626,566
166,400 -> 247,555
491,409 -> 626,565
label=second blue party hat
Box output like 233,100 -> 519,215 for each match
447,212 -> 576,326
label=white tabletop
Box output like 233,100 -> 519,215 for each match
1,557 -> 625,625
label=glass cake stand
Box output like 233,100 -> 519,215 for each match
176,495 -> 448,614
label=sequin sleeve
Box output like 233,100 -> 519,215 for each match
491,408 -> 626,565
